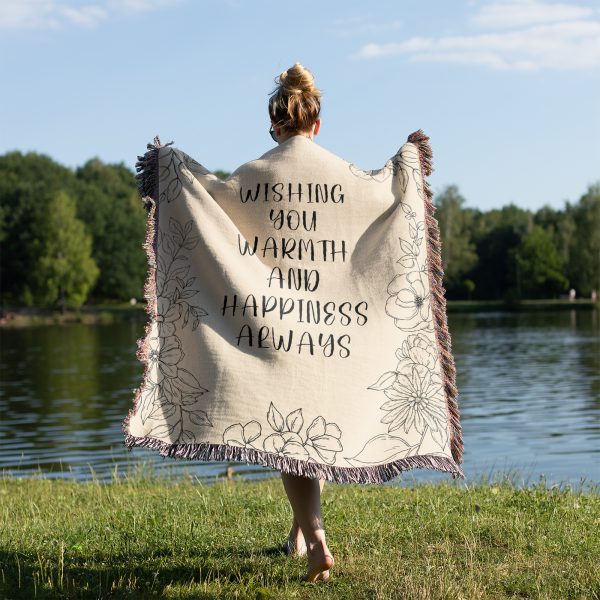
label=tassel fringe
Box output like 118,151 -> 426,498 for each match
407,129 -> 465,469
121,132 -> 466,485
121,135 -> 173,441
123,433 -> 464,484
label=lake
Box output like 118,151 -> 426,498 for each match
1,308 -> 598,489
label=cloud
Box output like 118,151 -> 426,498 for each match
354,0 -> 600,71
106,0 -> 182,13
0,1 -> 106,29
470,0 -> 594,29
0,0 -> 181,30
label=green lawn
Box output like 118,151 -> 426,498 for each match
1,469 -> 599,599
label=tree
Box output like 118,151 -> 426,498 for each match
513,224 -> 568,298
432,185 -> 478,298
31,190 -> 99,310
213,170 -> 231,180
568,183 -> 600,296
0,151 -> 81,304
75,158 -> 147,301
468,203 -> 531,300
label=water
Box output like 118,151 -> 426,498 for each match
1,309 -> 598,489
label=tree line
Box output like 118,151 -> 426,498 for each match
0,150 -> 598,309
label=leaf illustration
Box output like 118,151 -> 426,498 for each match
180,165 -> 194,186
367,371 -> 397,391
183,236 -> 200,250
344,434 -> 417,466
397,254 -> 416,268
140,388 -> 158,425
179,429 -> 197,443
164,235 -> 174,255
147,422 -> 176,439
413,169 -> 424,200
399,239 -> 414,255
285,408 -> 304,433
188,410 -> 212,426
170,265 -> 191,279
401,145 -> 421,167
179,289 -> 198,299
192,306 -> 208,318
169,216 -> 183,237
176,368 -> 209,394
430,424 -> 448,450
167,178 -> 182,203
267,402 -> 285,432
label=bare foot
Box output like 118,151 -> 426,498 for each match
284,524 -> 306,556
301,540 -> 334,583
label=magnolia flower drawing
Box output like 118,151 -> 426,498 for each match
223,403 -> 344,465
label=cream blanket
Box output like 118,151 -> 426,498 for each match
122,130 -> 465,483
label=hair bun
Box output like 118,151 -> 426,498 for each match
268,62 -> 322,134
279,63 -> 318,96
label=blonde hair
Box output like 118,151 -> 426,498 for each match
268,63 -> 321,134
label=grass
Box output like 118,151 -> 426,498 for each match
0,467 -> 599,600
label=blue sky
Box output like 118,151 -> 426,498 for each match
1,0 -> 599,211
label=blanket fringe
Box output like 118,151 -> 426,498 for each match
407,129 -> 465,468
123,433 -> 464,484
121,135 -> 173,440
122,132 -> 466,485
134,135 -> 174,213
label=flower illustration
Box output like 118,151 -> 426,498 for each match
156,295 -> 182,338
366,143 -> 451,457
147,334 -> 184,383
223,421 -> 262,448
263,431 -> 310,458
385,270 -> 431,332
305,416 -> 343,464
394,332 -> 439,374
380,365 -> 447,435
134,214 -> 214,443
222,403 -> 344,464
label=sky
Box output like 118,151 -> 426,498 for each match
1,0 -> 599,212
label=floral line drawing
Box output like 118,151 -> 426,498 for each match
136,214 -> 212,443
158,147 -> 212,205
354,143 -> 449,465
347,144 -> 418,190
368,332 -> 449,448
222,402 -> 343,465
349,332 -> 448,466
157,216 -> 207,332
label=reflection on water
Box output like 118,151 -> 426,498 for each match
1,309 -> 598,489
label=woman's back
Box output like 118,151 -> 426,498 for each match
123,62 -> 464,584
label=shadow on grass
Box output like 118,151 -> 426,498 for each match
0,544 -> 295,599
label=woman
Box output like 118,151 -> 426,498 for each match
125,60 -> 464,587
268,62 -> 333,584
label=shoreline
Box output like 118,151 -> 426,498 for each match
0,298 -> 598,327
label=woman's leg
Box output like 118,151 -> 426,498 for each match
280,472 -> 334,581
284,478 -> 325,554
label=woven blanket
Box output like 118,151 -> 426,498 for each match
122,130 -> 465,483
